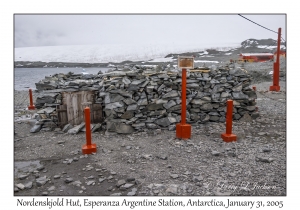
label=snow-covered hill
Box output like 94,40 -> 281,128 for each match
14,42 -> 239,63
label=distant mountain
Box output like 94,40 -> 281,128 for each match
240,38 -> 286,52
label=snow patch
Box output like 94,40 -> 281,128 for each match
194,60 -> 219,63
148,57 -> 175,62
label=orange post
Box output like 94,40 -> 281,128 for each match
176,68 -> 191,140
28,89 -> 35,110
270,28 -> 281,92
82,107 -> 97,154
221,100 -> 237,142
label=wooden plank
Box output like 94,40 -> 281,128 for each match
57,104 -> 68,128
92,104 -> 103,123
62,91 -> 96,126
190,69 -> 210,73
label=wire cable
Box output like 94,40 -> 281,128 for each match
238,14 -> 286,42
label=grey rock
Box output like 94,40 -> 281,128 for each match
166,184 -> 178,195
193,176 -> 204,182
35,83 -> 57,91
16,183 -> 25,190
127,104 -> 138,111
92,123 -> 102,132
191,99 -> 210,105
18,174 -> 29,180
37,107 -> 56,115
105,93 -> 124,104
163,100 -> 176,109
187,83 -> 200,88
168,105 -> 181,111
48,186 -> 56,191
232,91 -> 249,100
110,193 -> 122,196
214,188 -> 232,196
121,111 -> 135,119
30,124 -> 42,133
162,90 -> 178,98
37,165 -> 45,171
105,102 -> 124,110
137,98 -> 148,106
127,190 -> 137,196
221,92 -> 230,98
246,106 -> 256,111
65,178 -> 73,183
239,113 -> 252,122
146,123 -> 159,129
262,147 -> 271,152
62,124 -> 73,132
36,176 -> 48,186
170,174 -> 179,179
127,178 -> 135,182
115,123 -> 135,134
109,89 -> 132,98
131,79 -> 145,85
123,98 -> 136,105
122,76 -> 131,85
209,116 -> 219,122
212,151 -> 220,156
143,103 -> 164,112
168,124 -> 176,131
68,123 -> 85,134
99,178 -> 106,183
200,103 -> 213,111
42,192 -> 48,196
234,113 -> 241,120
251,112 -> 260,119
155,117 -> 176,127
116,180 -> 126,187
53,175 -> 61,179
87,180 -> 95,186
120,183 -> 134,191
256,157 -> 274,163
232,83 -> 243,92
24,181 -> 33,189
156,99 -> 168,104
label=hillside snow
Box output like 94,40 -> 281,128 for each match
14,43 -> 238,63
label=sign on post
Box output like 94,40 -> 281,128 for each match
178,56 -> 194,69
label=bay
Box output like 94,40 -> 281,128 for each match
14,67 -> 109,91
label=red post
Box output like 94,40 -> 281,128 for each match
221,100 -> 237,142
82,107 -> 97,154
176,68 -> 191,140
252,86 -> 256,91
270,28 -> 281,92
28,89 -> 35,110
181,68 -> 187,124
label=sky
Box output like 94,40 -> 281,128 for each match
14,14 -> 286,48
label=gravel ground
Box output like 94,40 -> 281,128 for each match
13,61 -> 286,196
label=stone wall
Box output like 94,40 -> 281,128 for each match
34,65 -> 257,133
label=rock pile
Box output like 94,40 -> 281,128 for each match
33,65 -> 257,134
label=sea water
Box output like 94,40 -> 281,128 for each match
14,67 -> 109,91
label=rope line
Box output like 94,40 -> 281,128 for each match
238,14 -> 286,42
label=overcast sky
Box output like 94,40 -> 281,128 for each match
14,14 -> 286,48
